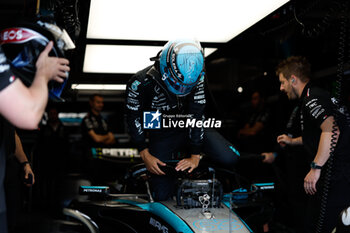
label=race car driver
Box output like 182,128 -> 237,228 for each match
126,39 -> 239,201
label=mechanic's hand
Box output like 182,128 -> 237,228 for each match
36,41 -> 70,83
175,154 -> 200,173
23,163 -> 35,187
277,134 -> 292,147
261,152 -> 275,164
140,148 -> 166,175
304,169 -> 321,195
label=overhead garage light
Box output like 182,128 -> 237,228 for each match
87,0 -> 289,42
204,48 -> 217,57
83,45 -> 217,74
83,45 -> 162,73
71,84 -> 127,90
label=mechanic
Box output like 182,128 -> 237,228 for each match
81,94 -> 116,148
275,56 -> 350,232
0,21 -> 70,233
81,94 -> 116,183
126,39 -> 239,201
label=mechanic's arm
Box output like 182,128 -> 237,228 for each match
14,131 -> 35,186
239,122 -> 264,136
304,116 -> 339,195
87,130 -> 115,144
261,152 -> 277,163
277,134 -> 303,147
262,135 -> 291,163
105,132 -> 116,145
0,42 -> 69,129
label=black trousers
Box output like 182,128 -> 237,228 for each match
4,157 -> 21,232
0,211 -> 7,233
148,129 -> 239,201
304,173 -> 350,233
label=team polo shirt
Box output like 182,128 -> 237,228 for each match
300,82 -> 350,180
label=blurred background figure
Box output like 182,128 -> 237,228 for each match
81,94 -> 116,148
81,94 -> 116,184
237,90 -> 272,153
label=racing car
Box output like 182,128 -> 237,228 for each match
67,159 -> 274,233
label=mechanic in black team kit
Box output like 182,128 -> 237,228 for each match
126,39 -> 239,201
276,56 -> 350,232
